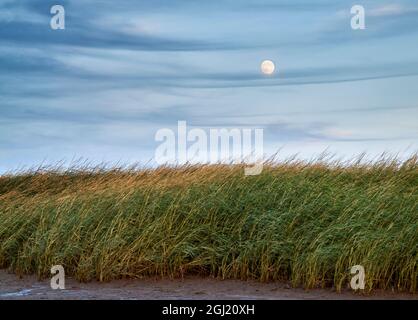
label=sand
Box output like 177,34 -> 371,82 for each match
0,269 -> 416,300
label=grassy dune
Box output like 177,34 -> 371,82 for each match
0,156 -> 417,292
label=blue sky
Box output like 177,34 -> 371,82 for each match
1,0 -> 418,172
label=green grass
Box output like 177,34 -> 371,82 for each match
0,155 -> 417,292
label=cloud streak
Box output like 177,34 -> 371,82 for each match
0,0 -> 417,171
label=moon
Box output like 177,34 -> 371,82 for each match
261,60 -> 275,75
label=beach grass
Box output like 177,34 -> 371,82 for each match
0,155 -> 417,292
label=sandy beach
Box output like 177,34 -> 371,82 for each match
0,270 -> 416,300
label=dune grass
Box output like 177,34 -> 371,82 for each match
0,155 -> 417,292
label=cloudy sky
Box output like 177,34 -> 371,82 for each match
1,0 -> 418,172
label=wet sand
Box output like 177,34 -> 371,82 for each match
0,270 -> 416,300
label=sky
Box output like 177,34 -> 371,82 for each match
1,0 -> 418,172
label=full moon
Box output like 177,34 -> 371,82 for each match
261,60 -> 275,75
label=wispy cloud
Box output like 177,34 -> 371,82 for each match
0,0 -> 417,171
369,4 -> 418,17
